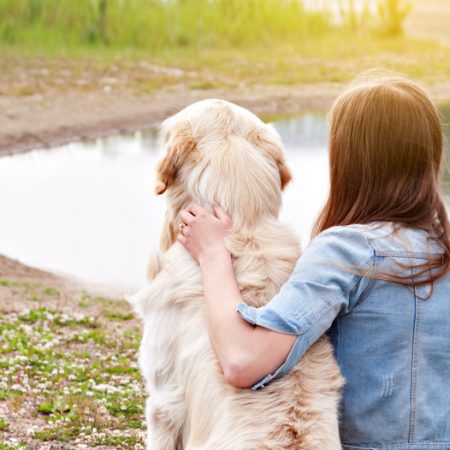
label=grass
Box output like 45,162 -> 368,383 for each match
0,0 -> 332,50
0,0 -> 419,51
1,32 -> 450,100
0,281 -> 145,449
1,0 -> 447,98
0,279 -> 62,302
0,445 -> 26,450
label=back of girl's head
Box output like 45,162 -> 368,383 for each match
313,73 -> 450,287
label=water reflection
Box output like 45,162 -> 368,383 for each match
0,108 -> 449,291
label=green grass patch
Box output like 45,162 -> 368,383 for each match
34,425 -> 81,442
0,444 -> 27,450
103,310 -> 134,321
0,279 -> 66,304
0,0 -> 444,94
0,417 -> 7,430
1,31 -> 449,97
78,292 -> 93,308
0,389 -> 9,400
42,287 -> 60,297
37,402 -> 54,415
0,0 -> 332,50
92,434 -> 143,446
0,300 -> 145,448
0,0 -> 416,52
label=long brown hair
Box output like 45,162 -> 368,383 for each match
312,74 -> 450,288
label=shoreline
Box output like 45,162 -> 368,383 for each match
2,80 -> 450,157
0,83 -> 342,156
0,82 -> 340,285
0,82 -> 345,286
1,80 -> 450,283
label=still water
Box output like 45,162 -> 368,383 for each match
0,108 -> 449,292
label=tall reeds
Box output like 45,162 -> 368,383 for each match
0,0 -> 332,49
0,0 -> 413,51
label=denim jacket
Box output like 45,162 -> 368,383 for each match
237,222 -> 450,450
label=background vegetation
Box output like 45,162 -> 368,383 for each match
0,0 -> 413,50
2,0 -> 448,95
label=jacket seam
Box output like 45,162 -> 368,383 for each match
347,232 -> 378,294
343,441 -> 450,446
316,229 -> 377,297
291,290 -> 336,324
408,264 -> 420,442
371,249 -> 441,258
345,253 -> 375,294
294,302 -> 337,336
343,444 -> 450,449
349,247 -> 378,309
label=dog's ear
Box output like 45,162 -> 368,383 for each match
155,124 -> 197,195
248,126 -> 292,190
276,156 -> 292,190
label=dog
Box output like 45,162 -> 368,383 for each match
128,99 -> 343,449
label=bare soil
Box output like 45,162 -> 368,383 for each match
0,257 -> 145,449
0,81 -> 348,156
2,65 -> 450,157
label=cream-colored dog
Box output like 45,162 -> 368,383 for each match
129,99 -> 343,449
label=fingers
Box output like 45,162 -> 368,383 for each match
213,205 -> 232,227
213,205 -> 226,220
187,203 -> 206,217
179,210 -> 195,225
178,222 -> 190,237
181,202 -> 232,227
177,233 -> 187,246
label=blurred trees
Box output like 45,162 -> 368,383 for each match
377,0 -> 413,36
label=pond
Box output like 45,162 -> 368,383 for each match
0,106 -> 449,292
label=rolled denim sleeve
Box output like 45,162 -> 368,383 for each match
236,226 -> 375,390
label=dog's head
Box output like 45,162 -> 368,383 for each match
155,99 -> 292,249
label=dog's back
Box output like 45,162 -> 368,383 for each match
130,99 -> 343,449
133,219 -> 342,449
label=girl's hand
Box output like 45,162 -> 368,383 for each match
178,203 -> 232,266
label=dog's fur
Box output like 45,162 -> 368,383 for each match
129,99 -> 343,449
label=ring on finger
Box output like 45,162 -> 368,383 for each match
179,223 -> 190,236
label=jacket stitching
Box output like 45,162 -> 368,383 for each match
292,302 -> 336,335
347,248 -> 378,311
343,444 -> 450,449
373,250 -> 440,258
408,264 -> 420,442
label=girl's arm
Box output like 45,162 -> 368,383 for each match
178,204 -> 296,388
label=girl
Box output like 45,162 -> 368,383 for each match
177,76 -> 450,450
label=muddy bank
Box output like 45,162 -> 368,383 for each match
3,81 -> 450,156
0,83 -> 345,155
